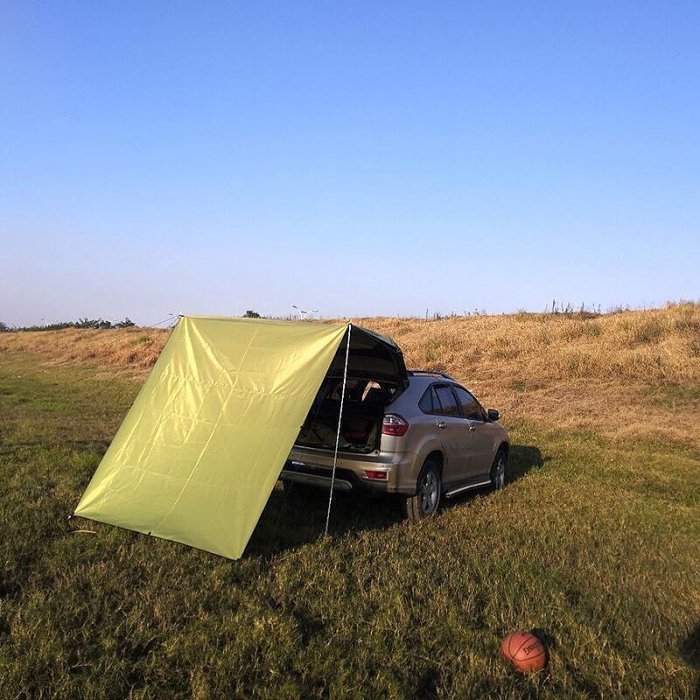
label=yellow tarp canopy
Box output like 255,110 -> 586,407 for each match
74,316 -> 347,559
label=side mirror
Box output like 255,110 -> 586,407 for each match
487,408 -> 500,422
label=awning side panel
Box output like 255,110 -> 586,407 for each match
74,317 -> 347,559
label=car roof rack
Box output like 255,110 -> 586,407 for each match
408,369 -> 458,381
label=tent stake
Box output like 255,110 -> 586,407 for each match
324,323 -> 352,536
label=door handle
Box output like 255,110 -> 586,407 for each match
468,424 -> 476,432
437,421 -> 446,429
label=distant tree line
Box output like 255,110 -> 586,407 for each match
0,318 -> 136,332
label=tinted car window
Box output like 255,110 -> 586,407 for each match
453,386 -> 486,421
434,385 -> 461,417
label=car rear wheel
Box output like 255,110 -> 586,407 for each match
490,449 -> 508,490
403,460 -> 442,522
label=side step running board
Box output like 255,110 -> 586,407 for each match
444,480 -> 492,498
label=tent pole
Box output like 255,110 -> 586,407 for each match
324,323 -> 352,536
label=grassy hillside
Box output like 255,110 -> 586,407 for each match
3,302 -> 699,446
0,305 -> 698,697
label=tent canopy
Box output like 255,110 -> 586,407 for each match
74,316 -> 406,560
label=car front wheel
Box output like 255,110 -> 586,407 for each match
403,460 -> 442,522
490,449 -> 508,490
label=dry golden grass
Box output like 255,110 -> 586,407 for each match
2,303 -> 698,447
357,302 -> 700,385
0,327 -> 167,376
355,303 -> 700,449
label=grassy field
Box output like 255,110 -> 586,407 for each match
0,305 -> 699,698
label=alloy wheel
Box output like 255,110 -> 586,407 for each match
420,470 -> 439,514
493,454 -> 506,489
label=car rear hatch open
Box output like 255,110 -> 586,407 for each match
295,325 -> 409,453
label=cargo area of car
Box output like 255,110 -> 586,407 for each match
293,324 -> 409,455
295,377 -> 391,454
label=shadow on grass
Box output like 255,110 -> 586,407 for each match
509,443 -> 545,481
680,620 -> 700,698
246,485 -> 405,558
246,444 -> 544,559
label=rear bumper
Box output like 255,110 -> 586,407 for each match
281,465 -> 358,493
281,448 -> 415,494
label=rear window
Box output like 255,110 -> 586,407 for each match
418,386 -> 436,413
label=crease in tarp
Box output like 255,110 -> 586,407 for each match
152,323 -> 261,537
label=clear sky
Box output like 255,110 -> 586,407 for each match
2,1 -> 698,325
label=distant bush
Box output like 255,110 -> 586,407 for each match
243,310 -> 261,318
75,318 -> 113,329
0,322 -> 10,332
10,317 -> 137,332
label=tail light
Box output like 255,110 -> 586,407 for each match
365,470 -> 388,480
382,414 -> 409,437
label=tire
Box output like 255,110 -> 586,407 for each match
403,460 -> 442,522
490,449 -> 508,490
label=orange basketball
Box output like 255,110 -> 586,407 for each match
500,630 -> 547,672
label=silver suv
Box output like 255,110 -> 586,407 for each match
281,327 -> 509,520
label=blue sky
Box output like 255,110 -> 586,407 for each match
2,1 -> 698,325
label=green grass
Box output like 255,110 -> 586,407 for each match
651,383 -> 700,410
0,353 -> 699,698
